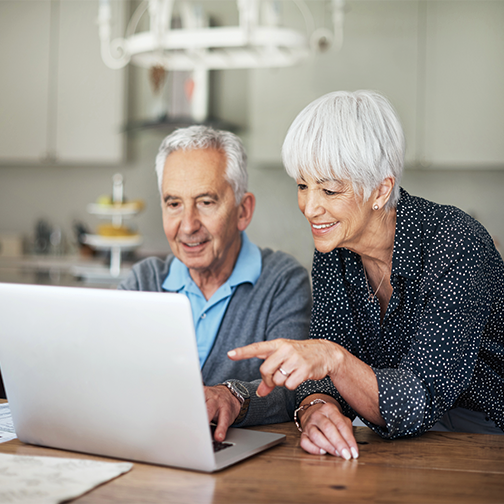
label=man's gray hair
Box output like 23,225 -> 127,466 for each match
155,125 -> 248,204
282,90 -> 405,210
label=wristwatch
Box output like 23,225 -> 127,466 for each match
221,380 -> 250,424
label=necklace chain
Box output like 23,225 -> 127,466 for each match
363,267 -> 387,303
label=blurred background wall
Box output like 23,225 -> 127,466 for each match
0,0 -> 503,272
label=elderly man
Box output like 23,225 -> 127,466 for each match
119,126 -> 311,441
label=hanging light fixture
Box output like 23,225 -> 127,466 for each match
98,0 -> 345,123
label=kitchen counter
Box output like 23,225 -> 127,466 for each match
0,255 -> 131,289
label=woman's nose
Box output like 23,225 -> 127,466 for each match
302,191 -> 324,219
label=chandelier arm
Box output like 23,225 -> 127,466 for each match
331,0 -> 345,51
99,0 -> 345,71
98,0 -> 130,69
293,0 -> 315,38
125,0 -> 149,38
238,0 -> 260,43
160,0 -> 175,34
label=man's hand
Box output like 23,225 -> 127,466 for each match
204,385 -> 242,442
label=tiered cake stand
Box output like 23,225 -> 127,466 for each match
73,174 -> 143,281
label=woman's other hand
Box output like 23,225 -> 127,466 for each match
228,339 -> 342,397
298,394 -> 359,460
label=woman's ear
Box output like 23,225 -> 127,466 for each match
237,192 -> 256,232
373,177 -> 395,210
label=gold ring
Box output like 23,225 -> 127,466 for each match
278,367 -> 290,378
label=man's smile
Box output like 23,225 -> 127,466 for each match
180,238 -> 210,251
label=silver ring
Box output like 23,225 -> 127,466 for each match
278,367 -> 290,378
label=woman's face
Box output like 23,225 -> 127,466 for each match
297,174 -> 374,254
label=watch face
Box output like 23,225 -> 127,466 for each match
233,382 -> 249,398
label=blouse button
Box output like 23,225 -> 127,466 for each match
201,313 -> 206,319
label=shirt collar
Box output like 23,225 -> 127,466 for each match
226,231 -> 262,288
162,255 -> 192,292
393,188 -> 422,280
162,231 -> 262,292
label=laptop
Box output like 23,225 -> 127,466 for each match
0,282 -> 285,472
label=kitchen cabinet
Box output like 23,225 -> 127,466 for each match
248,0 -> 504,169
423,1 -> 504,167
0,0 -> 125,165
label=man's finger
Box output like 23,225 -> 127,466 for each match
228,339 -> 283,361
256,380 -> 275,397
213,412 -> 232,442
204,388 -> 219,422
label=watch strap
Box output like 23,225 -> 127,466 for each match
222,381 -> 250,424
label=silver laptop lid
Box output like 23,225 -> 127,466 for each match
0,283 -> 218,472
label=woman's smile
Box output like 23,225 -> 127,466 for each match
311,222 -> 337,230
310,221 -> 339,237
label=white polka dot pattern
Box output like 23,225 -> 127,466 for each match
296,188 -> 504,439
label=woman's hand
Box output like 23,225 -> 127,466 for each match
228,339 -> 342,397
298,394 -> 359,460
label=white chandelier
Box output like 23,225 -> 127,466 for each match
98,0 -> 345,122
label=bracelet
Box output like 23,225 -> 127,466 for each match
293,399 -> 327,432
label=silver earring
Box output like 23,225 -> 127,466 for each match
373,204 -> 379,211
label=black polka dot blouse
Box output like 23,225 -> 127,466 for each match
296,188 -> 504,439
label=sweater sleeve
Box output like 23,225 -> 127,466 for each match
235,253 -> 312,426
233,380 -> 297,427
203,249 -> 312,426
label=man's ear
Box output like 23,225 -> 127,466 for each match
374,177 -> 395,209
237,192 -> 255,232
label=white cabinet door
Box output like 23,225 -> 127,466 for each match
0,0 -> 125,165
246,0 -> 504,169
55,0 -> 125,163
423,1 -> 504,167
0,1 -> 51,162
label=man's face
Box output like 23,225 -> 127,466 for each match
161,148 -> 242,276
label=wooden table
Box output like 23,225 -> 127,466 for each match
2,407 -> 504,504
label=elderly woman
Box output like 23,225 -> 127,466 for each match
229,90 -> 504,461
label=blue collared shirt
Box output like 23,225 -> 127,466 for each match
162,232 -> 262,367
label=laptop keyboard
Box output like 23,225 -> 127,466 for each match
210,424 -> 234,452
212,440 -> 234,452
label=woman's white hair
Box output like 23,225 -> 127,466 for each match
282,90 -> 405,210
155,125 -> 248,204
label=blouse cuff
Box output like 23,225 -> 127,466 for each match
372,367 -> 430,439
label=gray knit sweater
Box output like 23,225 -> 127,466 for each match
118,248 -> 312,426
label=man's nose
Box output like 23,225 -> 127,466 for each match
180,207 -> 201,234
